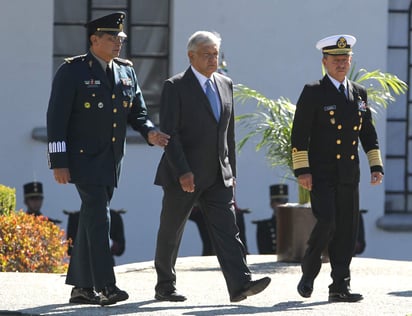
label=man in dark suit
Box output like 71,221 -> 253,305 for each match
47,12 -> 169,306
291,34 -> 384,303
153,31 -> 271,303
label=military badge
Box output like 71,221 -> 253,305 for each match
98,102 -> 104,108
330,118 -> 335,125
84,102 -> 91,109
123,101 -> 128,108
121,78 -> 133,86
357,98 -> 367,112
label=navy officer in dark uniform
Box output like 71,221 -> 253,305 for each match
47,12 -> 169,306
291,34 -> 384,303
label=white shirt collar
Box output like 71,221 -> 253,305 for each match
327,74 -> 347,91
191,66 -> 215,92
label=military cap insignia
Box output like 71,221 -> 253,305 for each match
337,37 -> 347,48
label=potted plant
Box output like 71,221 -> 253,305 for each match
234,67 -> 407,261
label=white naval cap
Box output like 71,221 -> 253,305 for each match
316,34 -> 356,55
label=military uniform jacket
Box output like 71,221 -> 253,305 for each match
291,75 -> 383,183
47,52 -> 155,186
154,67 -> 236,189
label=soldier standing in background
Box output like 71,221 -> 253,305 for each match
253,184 -> 288,254
23,181 -> 61,224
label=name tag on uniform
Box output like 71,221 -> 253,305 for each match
121,78 -> 133,86
324,105 -> 336,111
84,79 -> 101,88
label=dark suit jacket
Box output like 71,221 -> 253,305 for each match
291,75 -> 383,183
154,67 -> 236,189
47,52 -> 155,186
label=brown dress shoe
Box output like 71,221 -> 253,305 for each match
230,277 -> 271,302
69,287 -> 100,305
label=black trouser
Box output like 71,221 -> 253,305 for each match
66,184 -> 115,291
154,180 -> 251,297
302,179 -> 359,288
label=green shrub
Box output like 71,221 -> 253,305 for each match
0,211 -> 69,273
0,184 -> 16,215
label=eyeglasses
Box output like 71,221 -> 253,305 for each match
198,52 -> 219,60
105,35 -> 127,44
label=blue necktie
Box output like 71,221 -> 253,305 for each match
205,79 -> 220,120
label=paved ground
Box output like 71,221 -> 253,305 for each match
0,255 -> 411,316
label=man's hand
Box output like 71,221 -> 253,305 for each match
148,130 -> 170,147
53,168 -> 71,184
371,171 -> 383,186
179,172 -> 195,192
298,173 -> 312,191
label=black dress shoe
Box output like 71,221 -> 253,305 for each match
155,290 -> 187,302
69,287 -> 100,305
329,290 -> 363,302
99,284 -> 129,306
297,276 -> 314,298
230,277 -> 271,302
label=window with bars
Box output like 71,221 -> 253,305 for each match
386,0 -> 412,213
53,0 -> 170,125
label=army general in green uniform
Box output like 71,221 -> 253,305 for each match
47,12 -> 169,306
291,34 -> 384,303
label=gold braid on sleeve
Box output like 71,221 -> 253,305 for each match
292,148 -> 309,170
367,149 -> 383,167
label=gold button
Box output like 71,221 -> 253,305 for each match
352,140 -> 356,145
336,154 -> 341,159
329,110 -> 334,116
112,137 -> 116,142
336,139 -> 341,144
337,124 -> 342,130
351,155 -> 355,160
113,123 -> 117,128
112,94 -> 116,99
92,93 -> 96,97
113,108 -> 117,113
353,126 -> 358,131
80,149 -> 84,153
358,111 -> 361,116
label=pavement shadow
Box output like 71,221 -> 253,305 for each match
388,290 -> 412,297
178,300 -> 330,315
